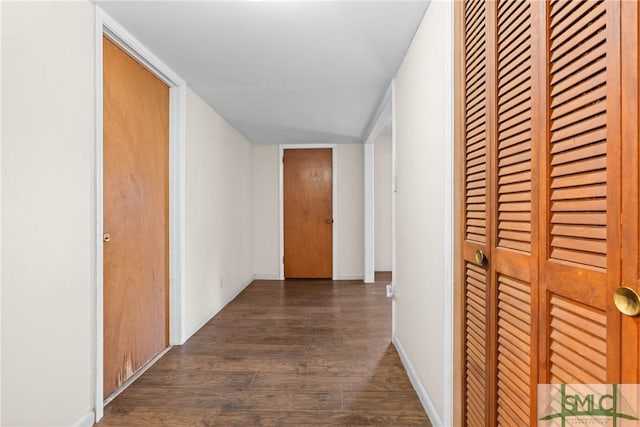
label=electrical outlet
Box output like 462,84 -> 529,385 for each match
386,283 -> 394,298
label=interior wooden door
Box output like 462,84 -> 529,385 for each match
461,1 -> 491,425
538,0 -> 622,386
621,0 -> 640,385
491,1 -> 539,425
103,36 -> 169,398
283,148 -> 333,279
460,0 -> 635,425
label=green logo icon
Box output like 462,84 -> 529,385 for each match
539,384 -> 639,426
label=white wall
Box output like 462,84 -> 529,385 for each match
374,134 -> 392,271
252,144 -> 280,279
0,2 -> 451,426
392,1 -> 453,426
0,1 -> 4,422
1,2 -> 95,426
251,143 -> 364,280
1,5 -> 257,424
184,88 -> 254,339
336,143 -> 364,279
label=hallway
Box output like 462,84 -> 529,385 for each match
96,274 -> 431,426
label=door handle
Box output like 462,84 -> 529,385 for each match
326,219 -> 334,224
103,233 -> 111,243
614,286 -> 640,317
474,249 -> 485,265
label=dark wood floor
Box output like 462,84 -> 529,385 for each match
96,272 -> 431,426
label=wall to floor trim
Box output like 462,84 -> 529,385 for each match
393,336 -> 443,427
256,274 -> 366,281
335,275 -> 365,281
73,412 -> 95,427
182,274 -> 256,342
253,274 -> 281,281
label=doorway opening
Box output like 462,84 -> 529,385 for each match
94,8 -> 186,422
279,144 -> 337,280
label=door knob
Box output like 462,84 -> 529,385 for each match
475,249 -> 485,265
103,233 -> 111,243
614,286 -> 640,317
326,219 -> 334,224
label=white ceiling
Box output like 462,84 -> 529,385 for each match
95,1 -> 428,145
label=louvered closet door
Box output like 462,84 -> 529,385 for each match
461,1 -> 491,426
460,0 -> 633,425
538,0 -> 622,386
620,0 -> 640,385
462,2 -> 537,425
491,0 -> 537,425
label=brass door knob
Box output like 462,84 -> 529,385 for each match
103,233 -> 111,243
475,249 -> 485,265
614,286 -> 640,317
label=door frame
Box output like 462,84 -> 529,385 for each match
94,7 -> 186,421
452,1 -> 465,425
362,82 -> 393,284
279,144 -> 337,280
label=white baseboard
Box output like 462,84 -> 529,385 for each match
335,275 -> 365,280
182,274 -> 255,341
393,335 -> 444,427
253,274 -> 281,280
73,412 -> 95,427
375,266 -> 392,272
258,275 -> 366,281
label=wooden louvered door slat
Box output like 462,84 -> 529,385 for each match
458,0 -> 638,425
492,0 -> 537,425
538,0 -> 622,387
461,1 -> 490,425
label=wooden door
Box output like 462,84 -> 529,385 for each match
538,0 -> 621,386
460,1 -> 491,424
103,37 -> 169,398
459,0 -> 634,425
491,1 -> 538,425
283,148 -> 333,279
621,0 -> 640,385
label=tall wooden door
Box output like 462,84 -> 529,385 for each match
459,0 -> 637,425
283,148 -> 333,279
103,37 -> 169,398
621,0 -> 640,385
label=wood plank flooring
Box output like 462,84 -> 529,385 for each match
96,273 -> 432,426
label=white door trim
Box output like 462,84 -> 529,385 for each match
363,143 -> 375,283
390,79 -> 397,339
94,7 -> 186,422
441,2 -> 454,424
362,83 -> 393,283
279,144 -> 338,280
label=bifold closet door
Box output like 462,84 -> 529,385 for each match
460,0 -> 634,425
